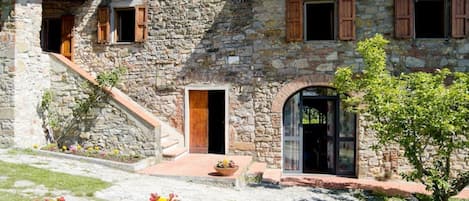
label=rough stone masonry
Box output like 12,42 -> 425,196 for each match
0,0 -> 467,179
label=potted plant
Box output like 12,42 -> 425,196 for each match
214,159 -> 238,176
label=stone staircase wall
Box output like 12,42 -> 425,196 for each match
48,54 -> 162,159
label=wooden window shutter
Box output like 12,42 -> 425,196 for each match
286,0 -> 303,42
338,0 -> 356,40
135,5 -> 148,42
452,0 -> 468,38
394,0 -> 413,39
97,7 -> 110,43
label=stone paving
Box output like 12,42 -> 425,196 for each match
0,149 -> 359,201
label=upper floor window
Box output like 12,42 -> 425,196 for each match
305,2 -> 335,40
97,5 -> 147,44
415,0 -> 447,38
115,8 -> 135,42
395,0 -> 468,39
286,0 -> 355,42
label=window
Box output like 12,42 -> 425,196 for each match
286,0 -> 355,42
415,0 -> 446,38
41,18 -> 62,52
305,2 -> 335,40
115,9 -> 135,42
395,0 -> 469,39
97,5 -> 147,43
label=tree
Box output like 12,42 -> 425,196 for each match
333,34 -> 469,201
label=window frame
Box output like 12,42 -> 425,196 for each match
303,0 -> 337,41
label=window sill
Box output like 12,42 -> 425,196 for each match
112,42 -> 135,45
99,42 -> 145,46
302,40 -> 340,47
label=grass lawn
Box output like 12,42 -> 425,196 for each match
0,160 -> 111,199
0,191 -> 30,201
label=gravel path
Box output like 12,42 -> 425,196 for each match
0,149 -> 360,201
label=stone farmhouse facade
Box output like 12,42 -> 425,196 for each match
0,0 -> 468,179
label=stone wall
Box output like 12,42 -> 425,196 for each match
13,0 -> 51,147
64,0 -> 468,178
0,0 -> 15,147
49,55 -> 160,158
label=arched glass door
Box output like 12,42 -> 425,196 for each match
283,87 -> 356,176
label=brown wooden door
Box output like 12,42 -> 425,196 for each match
60,15 -> 74,61
189,91 -> 209,153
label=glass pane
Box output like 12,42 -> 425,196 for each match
337,141 -> 355,173
284,93 -> 301,137
339,103 -> 356,138
283,93 -> 302,172
283,140 -> 301,171
302,106 -> 326,125
302,87 -> 337,97
326,101 -> 335,169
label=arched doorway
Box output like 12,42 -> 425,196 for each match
283,87 -> 356,176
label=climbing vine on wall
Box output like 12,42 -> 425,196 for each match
40,67 -> 127,145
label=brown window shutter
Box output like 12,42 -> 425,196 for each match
97,7 -> 110,43
286,0 -> 303,42
135,5 -> 148,42
338,0 -> 355,40
452,0 -> 468,38
394,0 -> 413,39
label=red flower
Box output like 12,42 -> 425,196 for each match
149,193 -> 160,201
56,197 -> 65,201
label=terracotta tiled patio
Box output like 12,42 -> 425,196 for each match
139,154 -> 469,199
139,154 -> 253,186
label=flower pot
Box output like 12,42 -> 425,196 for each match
214,165 -> 239,176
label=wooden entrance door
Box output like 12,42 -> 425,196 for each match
189,91 -> 209,153
60,15 -> 74,61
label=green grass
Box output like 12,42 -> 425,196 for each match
0,191 -> 30,201
0,160 -> 111,196
7,148 -> 36,156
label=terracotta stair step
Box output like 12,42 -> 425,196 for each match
262,168 -> 281,184
247,162 -> 267,175
162,147 -> 188,161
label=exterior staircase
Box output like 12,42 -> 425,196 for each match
157,120 -> 188,161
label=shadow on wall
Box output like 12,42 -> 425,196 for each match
173,0 -> 256,88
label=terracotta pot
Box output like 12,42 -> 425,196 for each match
214,165 -> 239,176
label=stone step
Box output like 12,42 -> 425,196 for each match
162,147 -> 188,161
161,131 -> 169,138
161,139 -> 179,150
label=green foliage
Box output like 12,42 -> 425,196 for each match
40,90 -> 59,130
96,67 -> 127,88
333,34 -> 469,201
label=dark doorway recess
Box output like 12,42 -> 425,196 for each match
208,90 -> 225,154
302,98 -> 331,173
